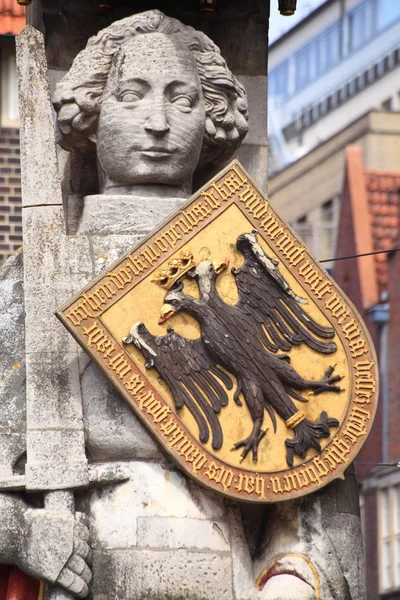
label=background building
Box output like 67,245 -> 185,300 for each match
269,2 -> 400,598
268,0 -> 400,265
0,0 -> 23,265
334,146 -> 400,600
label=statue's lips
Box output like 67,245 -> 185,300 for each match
140,148 -> 175,159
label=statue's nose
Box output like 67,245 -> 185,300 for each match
145,104 -> 170,136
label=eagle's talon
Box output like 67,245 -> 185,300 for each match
234,428 -> 265,462
324,365 -> 335,379
285,411 -> 339,466
311,365 -> 342,394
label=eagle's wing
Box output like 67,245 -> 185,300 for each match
234,233 -> 337,354
132,326 -> 233,450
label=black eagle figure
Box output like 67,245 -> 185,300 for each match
124,232 -> 342,467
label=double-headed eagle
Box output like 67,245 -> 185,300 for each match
123,231 -> 341,466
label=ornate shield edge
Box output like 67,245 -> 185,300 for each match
56,160 -> 378,503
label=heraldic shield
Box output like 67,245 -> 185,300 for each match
57,161 -> 378,503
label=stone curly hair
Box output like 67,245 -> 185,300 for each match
53,10 -> 249,166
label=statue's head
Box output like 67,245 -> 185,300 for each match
53,10 -> 248,196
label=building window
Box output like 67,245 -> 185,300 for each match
379,486 -> 400,593
377,0 -> 400,30
381,97 -> 393,111
293,216 -> 313,250
294,22 -> 340,93
318,199 -> 337,263
0,47 -> 19,128
269,60 -> 289,99
326,24 -> 341,71
347,0 -> 373,53
295,47 -> 309,91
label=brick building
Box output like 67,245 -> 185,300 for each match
0,1 -> 24,265
335,145 -> 400,599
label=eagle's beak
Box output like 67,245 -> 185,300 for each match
213,258 -> 230,274
158,303 -> 175,325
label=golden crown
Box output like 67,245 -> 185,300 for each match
151,250 -> 195,290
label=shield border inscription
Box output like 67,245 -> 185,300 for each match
56,161 -> 378,503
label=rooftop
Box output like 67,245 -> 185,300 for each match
336,146 -> 400,309
366,170 -> 400,294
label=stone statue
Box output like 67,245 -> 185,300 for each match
54,11 -> 248,196
0,10 -> 365,600
52,11 -> 248,235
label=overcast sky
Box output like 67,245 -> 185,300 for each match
269,0 -> 327,44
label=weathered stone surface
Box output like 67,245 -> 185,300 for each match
236,144 -> 269,193
0,493 -> 90,594
16,26 -> 63,207
66,235 -> 93,277
81,363 -> 162,462
91,549 -> 232,600
26,429 -> 87,491
137,516 -> 230,552
320,472 -> 365,600
26,351 -> 83,429
238,75 -> 267,147
77,195 -> 186,236
23,205 -> 70,292
253,492 -> 353,600
236,75 -> 268,191
0,250 -> 26,477
229,506 -> 257,600
23,508 -> 75,582
89,461 -> 226,551
85,235 -> 142,276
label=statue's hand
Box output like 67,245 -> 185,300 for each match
20,507 -> 92,598
55,514 -> 92,598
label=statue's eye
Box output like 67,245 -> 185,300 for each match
172,95 -> 192,111
121,91 -> 142,103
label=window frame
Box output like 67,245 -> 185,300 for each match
378,486 -> 400,594
377,0 -> 400,31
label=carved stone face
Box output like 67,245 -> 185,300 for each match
96,33 -> 206,195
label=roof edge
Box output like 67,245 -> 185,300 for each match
345,146 -> 379,309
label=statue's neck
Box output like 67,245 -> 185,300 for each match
103,182 -> 190,199
77,192 -> 187,236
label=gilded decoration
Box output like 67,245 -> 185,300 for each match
57,162 -> 378,503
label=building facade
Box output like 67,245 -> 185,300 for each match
334,146 -> 400,599
269,109 -> 400,267
268,0 -> 400,267
0,0 -> 23,265
269,3 -> 400,597
269,0 -> 400,174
